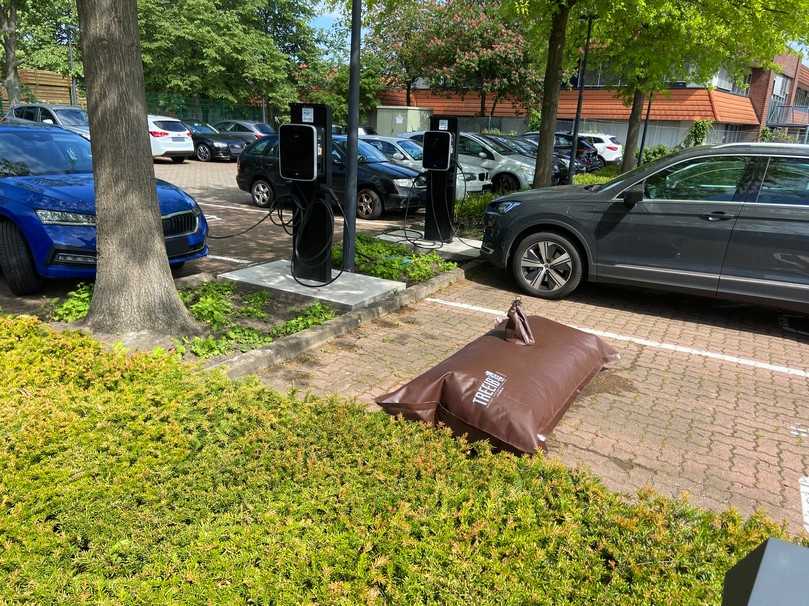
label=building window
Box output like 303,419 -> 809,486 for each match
772,74 -> 793,105
796,88 -> 809,107
712,68 -> 750,95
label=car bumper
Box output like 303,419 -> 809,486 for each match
480,211 -> 509,268
31,222 -> 208,279
211,145 -> 243,160
387,189 -> 426,210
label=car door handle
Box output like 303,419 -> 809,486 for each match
702,211 -> 735,222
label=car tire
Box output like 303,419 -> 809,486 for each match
494,173 -> 520,193
595,155 -> 607,170
195,144 -> 212,162
0,221 -> 44,295
511,231 -> 582,300
251,179 -> 274,208
172,157 -> 186,164
357,187 -> 383,220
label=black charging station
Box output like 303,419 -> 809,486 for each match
423,116 -> 458,243
281,103 -> 334,283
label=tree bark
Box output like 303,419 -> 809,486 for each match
405,80 -> 412,106
77,0 -> 199,336
480,83 -> 486,118
0,1 -> 21,108
533,1 -> 572,188
621,88 -> 644,173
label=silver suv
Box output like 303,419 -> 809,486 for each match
11,104 -> 90,139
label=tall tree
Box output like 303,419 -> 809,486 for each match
77,0 -> 198,336
365,0 -> 435,106
0,0 -> 23,107
425,0 -> 541,118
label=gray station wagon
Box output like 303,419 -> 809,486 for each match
482,143 -> 809,311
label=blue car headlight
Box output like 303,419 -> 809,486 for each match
35,210 -> 96,225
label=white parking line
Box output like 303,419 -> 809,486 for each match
207,254 -> 252,264
199,202 -> 268,214
426,297 -> 809,379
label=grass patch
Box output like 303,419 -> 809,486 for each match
52,281 -> 336,359
0,314 -> 795,603
333,233 -> 456,284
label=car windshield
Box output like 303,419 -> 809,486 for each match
480,136 -> 514,155
154,120 -> 188,132
186,122 -> 218,134
0,130 -> 92,177
255,123 -> 275,135
333,140 -> 388,163
53,108 -> 89,127
398,139 -> 423,160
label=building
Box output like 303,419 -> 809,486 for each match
373,54 -> 809,147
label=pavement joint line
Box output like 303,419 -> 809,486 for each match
207,254 -> 252,264
426,297 -> 809,379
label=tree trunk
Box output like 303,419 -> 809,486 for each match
621,88 -> 644,173
405,80 -> 412,106
490,94 -> 499,119
533,1 -> 572,187
0,1 -> 21,108
77,0 -> 199,336
480,83 -> 486,118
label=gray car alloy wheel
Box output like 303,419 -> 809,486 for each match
521,240 -> 573,293
196,144 -> 211,162
251,180 -> 273,208
356,188 -> 382,219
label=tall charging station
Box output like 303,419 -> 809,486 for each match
423,116 -> 459,243
280,103 -> 334,283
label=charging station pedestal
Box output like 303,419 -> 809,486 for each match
284,103 -> 333,283
423,116 -> 458,243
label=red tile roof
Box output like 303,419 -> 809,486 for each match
378,86 -> 760,125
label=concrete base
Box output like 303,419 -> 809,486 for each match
377,230 -> 482,259
220,260 -> 406,311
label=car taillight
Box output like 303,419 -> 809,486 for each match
606,145 -> 619,151
149,130 -> 169,137
185,131 -> 192,138
255,133 -> 264,139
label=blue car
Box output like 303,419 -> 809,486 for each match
0,122 -> 208,294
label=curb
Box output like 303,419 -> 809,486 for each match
208,261 -> 481,378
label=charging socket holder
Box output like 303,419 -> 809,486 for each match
282,103 -> 334,282
424,116 -> 458,243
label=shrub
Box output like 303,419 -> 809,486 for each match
50,282 -> 93,322
641,144 -> 673,165
0,315 -> 794,604
334,234 -> 456,284
574,172 -> 613,186
682,119 -> 714,147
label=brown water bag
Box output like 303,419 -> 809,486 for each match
376,311 -> 618,454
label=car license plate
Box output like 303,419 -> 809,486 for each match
172,137 -> 185,142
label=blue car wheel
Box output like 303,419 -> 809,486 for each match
0,221 -> 43,295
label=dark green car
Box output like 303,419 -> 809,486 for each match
482,143 -> 809,311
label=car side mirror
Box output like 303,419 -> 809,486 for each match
622,186 -> 644,208
392,152 -> 404,160
478,151 -> 488,159
42,119 -> 54,125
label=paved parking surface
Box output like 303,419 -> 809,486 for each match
3,159 -> 807,534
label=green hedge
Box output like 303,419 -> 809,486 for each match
0,315 -> 792,604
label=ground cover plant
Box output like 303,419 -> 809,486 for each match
0,315 -> 796,604
50,281 -> 336,359
333,233 -> 456,284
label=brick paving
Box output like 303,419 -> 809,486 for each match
157,161 -> 809,534
6,160 -> 804,533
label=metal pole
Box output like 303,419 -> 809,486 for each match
568,14 -> 593,184
67,25 -> 78,106
637,92 -> 653,165
341,0 -> 361,272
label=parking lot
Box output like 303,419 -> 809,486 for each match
150,159 -> 809,534
4,158 -> 807,534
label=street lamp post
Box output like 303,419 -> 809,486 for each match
342,0 -> 361,272
568,14 -> 594,184
636,92 -> 653,165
